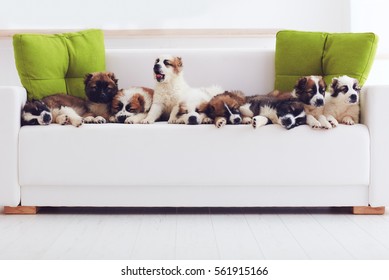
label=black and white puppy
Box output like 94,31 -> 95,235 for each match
240,95 -> 306,129
21,100 -> 52,126
324,75 -> 361,127
21,94 -> 88,127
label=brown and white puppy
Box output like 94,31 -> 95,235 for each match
84,71 -> 119,123
324,75 -> 360,127
21,94 -> 88,127
271,75 -> 331,129
111,87 -> 154,123
170,85 -> 224,125
141,55 -> 189,124
202,90 -> 247,128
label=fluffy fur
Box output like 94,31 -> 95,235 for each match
84,72 -> 119,123
170,85 -> 224,125
324,75 -> 360,126
110,87 -> 154,123
21,94 -> 89,127
271,75 -> 331,129
203,91 -> 247,128
240,95 -> 306,129
141,55 -> 188,124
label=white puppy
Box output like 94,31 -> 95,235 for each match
324,75 -> 360,127
141,55 -> 190,124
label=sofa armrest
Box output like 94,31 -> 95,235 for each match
360,85 -> 389,206
0,86 -> 27,206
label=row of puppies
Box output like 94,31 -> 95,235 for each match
22,54 -> 360,130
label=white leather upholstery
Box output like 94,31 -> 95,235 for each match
0,86 -> 26,206
106,49 -> 275,95
360,85 -> 389,206
19,124 -> 369,187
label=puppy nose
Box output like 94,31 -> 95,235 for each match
233,117 -> 241,124
43,113 -> 52,124
153,64 -> 161,72
315,99 -> 324,107
350,94 -> 357,103
117,115 -> 127,123
188,116 -> 198,125
281,117 -> 292,128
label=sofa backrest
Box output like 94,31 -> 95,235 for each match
106,49 -> 275,96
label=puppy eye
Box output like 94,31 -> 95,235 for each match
116,102 -> 123,111
125,104 -> 131,112
163,60 -> 172,66
319,88 -> 325,94
342,86 -> 349,93
195,108 -> 200,113
353,84 -> 361,91
155,59 -> 160,64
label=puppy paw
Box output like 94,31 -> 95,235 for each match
168,118 -> 177,124
124,117 -> 134,124
342,116 -> 355,125
56,115 -> 69,125
141,119 -> 154,124
252,116 -> 268,129
321,121 -> 332,130
309,119 -> 322,129
327,116 -> 338,128
83,116 -> 95,123
242,117 -> 252,125
108,116 -> 117,123
215,118 -> 226,128
70,117 -> 83,127
94,116 -> 106,124
201,117 -> 213,124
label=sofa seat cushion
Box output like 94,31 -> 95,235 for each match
19,123 -> 369,187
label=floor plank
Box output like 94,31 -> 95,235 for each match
175,208 -> 219,259
210,208 -> 265,259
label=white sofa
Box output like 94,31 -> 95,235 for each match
1,49 -> 388,213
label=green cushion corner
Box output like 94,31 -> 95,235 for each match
13,29 -> 106,100
274,30 -> 378,91
323,32 -> 378,87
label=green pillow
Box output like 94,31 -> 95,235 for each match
13,29 -> 106,100
275,30 -> 378,92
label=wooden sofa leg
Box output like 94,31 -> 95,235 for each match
353,206 -> 385,215
3,206 -> 39,215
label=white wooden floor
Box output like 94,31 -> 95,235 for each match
1,207 -> 389,260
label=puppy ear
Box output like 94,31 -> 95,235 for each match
136,94 -> 145,112
331,77 -> 339,90
107,72 -> 119,85
295,77 -> 308,91
197,102 -> 208,113
174,57 -> 183,68
84,73 -> 94,85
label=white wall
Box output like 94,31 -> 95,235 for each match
0,0 -> 350,31
1,0 -> 388,85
